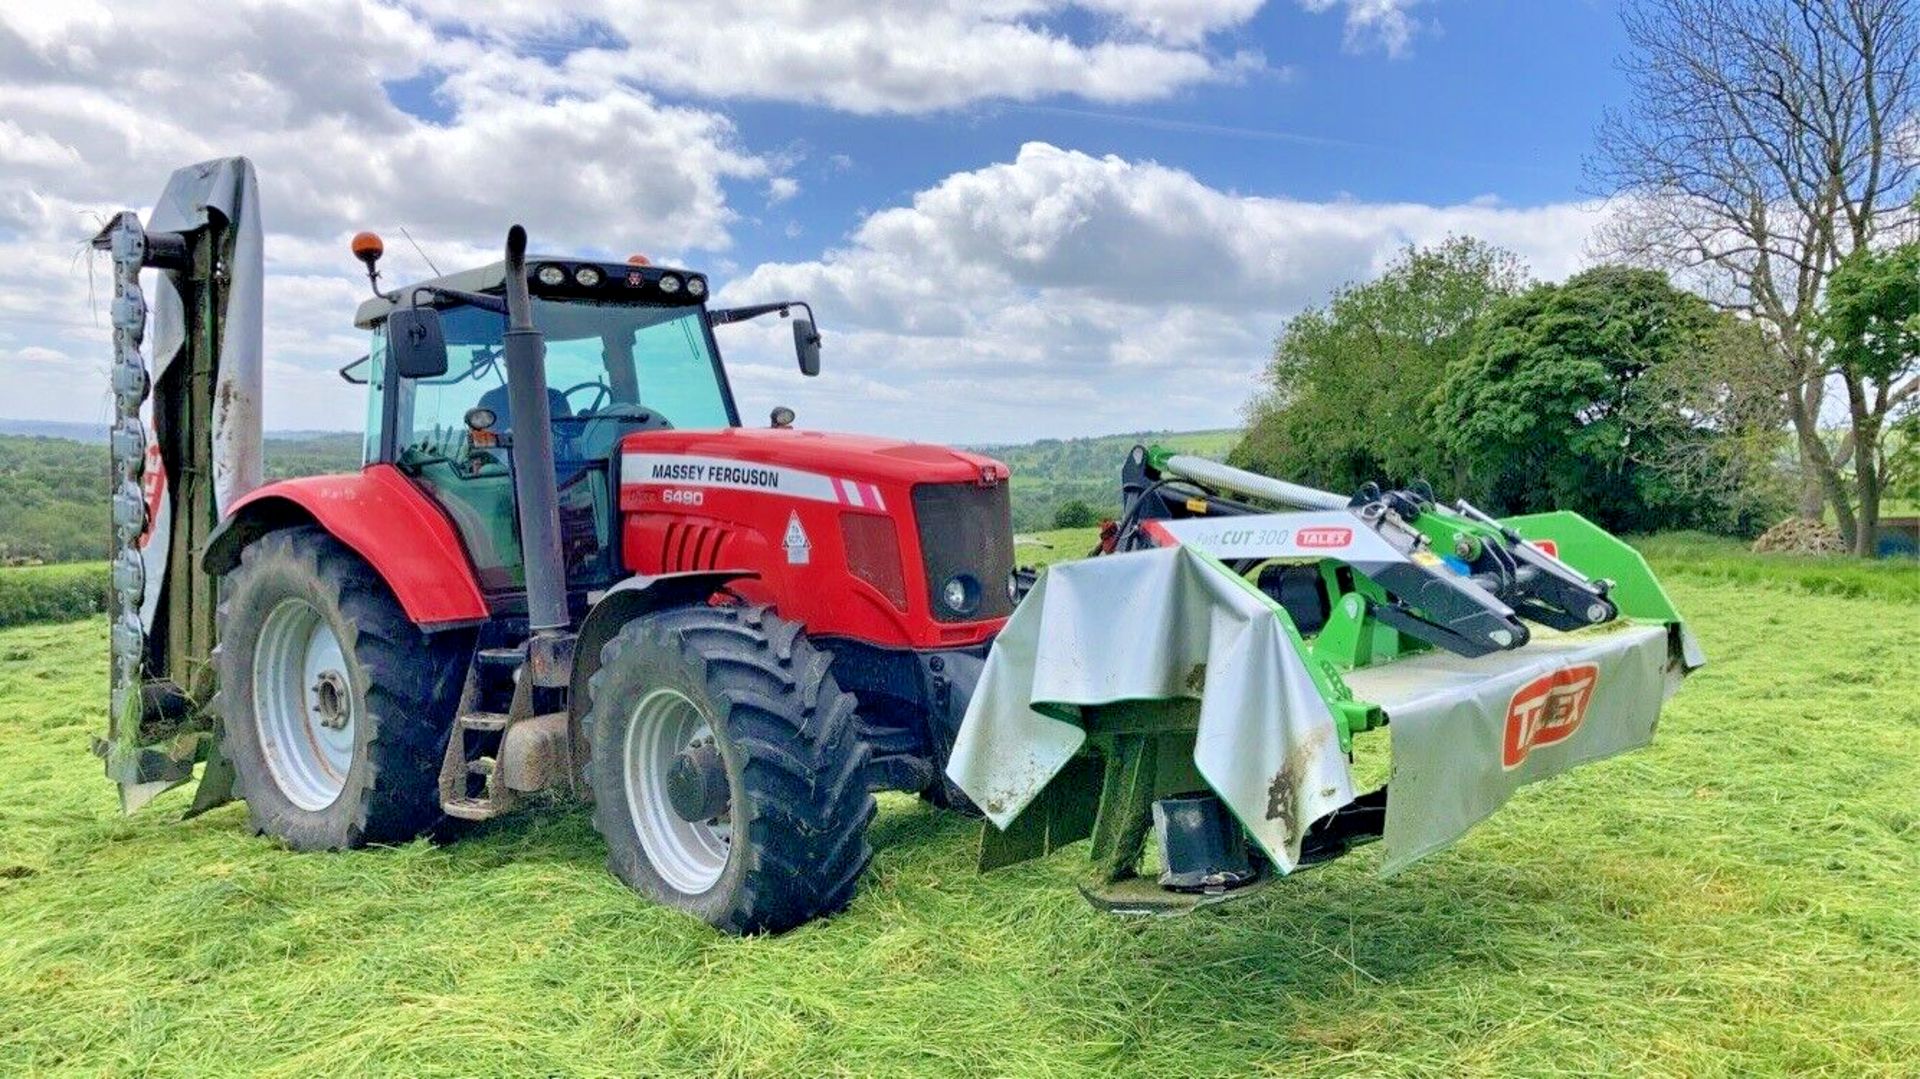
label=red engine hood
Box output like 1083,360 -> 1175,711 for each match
618,427 -> 1006,485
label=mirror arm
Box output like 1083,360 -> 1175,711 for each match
709,300 -> 815,328
409,285 -> 508,315
338,354 -> 370,385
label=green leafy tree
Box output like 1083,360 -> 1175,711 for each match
1810,241 -> 1920,554
1051,499 -> 1101,529
1435,265 -> 1762,532
1231,238 -> 1526,493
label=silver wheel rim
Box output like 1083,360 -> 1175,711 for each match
625,687 -> 732,894
251,596 -> 356,811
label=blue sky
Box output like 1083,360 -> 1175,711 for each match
0,1 -> 1634,443
710,1 -> 1628,265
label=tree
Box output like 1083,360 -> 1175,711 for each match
1051,499 -> 1101,529
1591,0 -> 1920,550
1231,238 -> 1526,493
1810,241 -> 1920,552
1435,266 -> 1772,533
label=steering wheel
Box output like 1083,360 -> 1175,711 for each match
560,380 -> 611,415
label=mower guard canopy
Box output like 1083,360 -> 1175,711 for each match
946,545 -> 1357,872
948,532 -> 1698,879
1348,618 -> 1677,872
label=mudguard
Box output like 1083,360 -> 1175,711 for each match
568,570 -> 757,718
203,465 -> 489,628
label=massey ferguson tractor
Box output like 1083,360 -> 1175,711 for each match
95,159 -> 1012,932
93,159 -> 1700,934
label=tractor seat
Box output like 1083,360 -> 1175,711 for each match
576,404 -> 673,460
477,384 -> 572,434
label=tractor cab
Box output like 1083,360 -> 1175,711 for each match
348,253 -> 814,597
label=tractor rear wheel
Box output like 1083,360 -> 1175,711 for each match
582,604 -> 875,934
213,527 -> 468,849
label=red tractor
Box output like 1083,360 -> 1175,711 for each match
96,160 -> 1013,933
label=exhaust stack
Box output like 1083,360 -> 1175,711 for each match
499,225 -> 570,638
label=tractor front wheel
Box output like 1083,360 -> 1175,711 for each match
582,604 -> 875,934
213,527 -> 468,849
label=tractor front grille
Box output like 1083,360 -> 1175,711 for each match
911,481 -> 1015,623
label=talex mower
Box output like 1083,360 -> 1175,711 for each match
946,446 -> 1703,911
90,159 -> 1699,933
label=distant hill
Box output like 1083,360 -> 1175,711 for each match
0,425 -> 1236,562
0,432 -> 362,565
0,418 -> 360,446
0,419 -> 112,442
970,429 -> 1239,530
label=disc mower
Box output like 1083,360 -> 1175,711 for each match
87,158 -> 1699,933
946,445 -> 1703,911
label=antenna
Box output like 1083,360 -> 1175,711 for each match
397,224 -> 441,276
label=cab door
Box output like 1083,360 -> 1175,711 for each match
368,305 -> 526,593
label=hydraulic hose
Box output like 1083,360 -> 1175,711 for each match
1159,454 -> 1349,512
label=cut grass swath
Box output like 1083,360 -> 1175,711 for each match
0,570 -> 1915,1074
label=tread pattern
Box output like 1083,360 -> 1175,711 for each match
212,526 -> 470,849
582,603 -> 875,934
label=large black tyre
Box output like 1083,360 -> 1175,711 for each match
582,604 -> 875,934
212,526 -> 469,849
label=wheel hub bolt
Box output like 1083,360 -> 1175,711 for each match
666,741 -> 730,823
311,670 -> 350,730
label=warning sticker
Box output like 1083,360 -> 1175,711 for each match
783,511 -> 811,565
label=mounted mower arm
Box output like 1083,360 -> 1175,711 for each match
1119,446 -> 1619,659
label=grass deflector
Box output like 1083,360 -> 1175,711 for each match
90,158 -> 1697,932
946,445 -> 1702,912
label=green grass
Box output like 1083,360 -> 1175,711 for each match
0,562 -> 109,629
1629,532 -> 1918,604
1,566 -> 1917,1074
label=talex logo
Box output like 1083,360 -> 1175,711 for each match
1297,526 -> 1353,549
1503,664 -> 1599,769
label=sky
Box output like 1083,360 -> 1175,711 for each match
0,0 -> 1634,444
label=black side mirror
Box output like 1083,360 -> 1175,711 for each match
793,318 -> 821,377
387,307 -> 449,379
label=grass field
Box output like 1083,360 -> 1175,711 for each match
0,544 -> 1916,1075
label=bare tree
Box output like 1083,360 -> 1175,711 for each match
1591,0 -> 1919,552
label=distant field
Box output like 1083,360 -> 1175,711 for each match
973,428 -> 1238,529
0,428 -> 1230,562
0,536 -> 1914,1075
0,432 -> 361,566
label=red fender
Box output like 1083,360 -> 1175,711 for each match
204,464 -> 489,628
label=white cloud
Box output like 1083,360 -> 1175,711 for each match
1078,0 -> 1268,44
0,0 -> 780,430
0,4 -> 1576,446
718,144 -> 1602,443
411,1 -> 1269,114
1297,0 -> 1428,58
0,4 -> 765,252
0,1 -> 1282,431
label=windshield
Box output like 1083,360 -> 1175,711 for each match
397,299 -> 734,460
